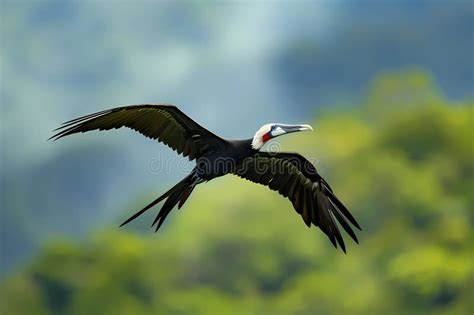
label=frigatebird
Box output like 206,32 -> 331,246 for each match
50,104 -> 361,252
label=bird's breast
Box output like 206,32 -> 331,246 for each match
195,155 -> 238,180
195,149 -> 255,180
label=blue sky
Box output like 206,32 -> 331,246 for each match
1,0 -> 472,273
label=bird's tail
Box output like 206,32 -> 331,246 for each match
119,172 -> 199,231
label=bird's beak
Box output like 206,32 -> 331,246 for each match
294,124 -> 313,132
279,125 -> 313,133
272,124 -> 313,137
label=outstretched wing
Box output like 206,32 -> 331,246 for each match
232,151 -> 361,253
50,104 -> 227,160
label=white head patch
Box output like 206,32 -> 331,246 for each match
251,123 -> 274,150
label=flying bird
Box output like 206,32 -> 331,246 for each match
50,105 -> 361,252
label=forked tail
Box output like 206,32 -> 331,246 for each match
120,171 -> 199,231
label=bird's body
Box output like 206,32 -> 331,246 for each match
51,104 -> 361,252
195,139 -> 255,180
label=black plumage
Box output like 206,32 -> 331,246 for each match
50,104 -> 361,252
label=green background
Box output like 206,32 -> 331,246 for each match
1,1 -> 473,314
2,70 -> 472,314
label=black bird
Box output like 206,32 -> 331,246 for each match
50,104 -> 361,252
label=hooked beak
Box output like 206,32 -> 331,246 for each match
270,124 -> 313,137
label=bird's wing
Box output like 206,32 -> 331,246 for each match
232,151 -> 361,252
50,104 -> 227,160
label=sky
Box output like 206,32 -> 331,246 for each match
2,1 -> 473,169
1,0 -> 473,273
1,1 -> 337,169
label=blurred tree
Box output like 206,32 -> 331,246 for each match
1,71 -> 472,315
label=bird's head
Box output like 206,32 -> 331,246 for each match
251,123 -> 313,150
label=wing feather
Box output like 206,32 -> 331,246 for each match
233,152 -> 361,252
50,104 -> 227,160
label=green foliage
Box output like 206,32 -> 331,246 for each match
1,71 -> 472,315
